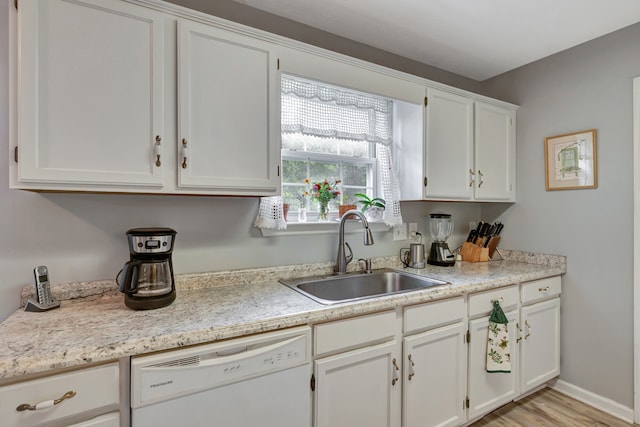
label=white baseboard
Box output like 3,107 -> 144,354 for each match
550,379 -> 635,424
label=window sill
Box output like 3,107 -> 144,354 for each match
259,220 -> 391,237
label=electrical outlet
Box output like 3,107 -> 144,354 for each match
408,222 -> 419,240
393,223 -> 408,241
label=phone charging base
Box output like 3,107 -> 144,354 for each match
24,298 -> 60,312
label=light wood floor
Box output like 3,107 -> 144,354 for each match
470,388 -> 636,426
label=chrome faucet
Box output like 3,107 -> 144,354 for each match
335,210 -> 374,275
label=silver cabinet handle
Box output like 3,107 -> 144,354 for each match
16,390 -> 76,411
525,320 -> 532,340
468,169 -> 475,187
538,286 -> 550,292
407,354 -> 416,380
391,358 -> 399,386
154,135 -> 162,167
477,170 -> 484,188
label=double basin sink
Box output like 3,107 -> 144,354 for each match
280,269 -> 449,305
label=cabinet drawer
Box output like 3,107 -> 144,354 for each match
404,296 -> 465,334
71,412 -> 119,427
314,310 -> 397,357
0,363 -> 119,427
521,276 -> 561,305
468,285 -> 518,318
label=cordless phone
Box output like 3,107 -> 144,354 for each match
24,266 -> 60,312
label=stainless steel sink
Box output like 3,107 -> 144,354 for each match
280,269 -> 449,305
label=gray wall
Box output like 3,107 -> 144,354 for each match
0,0 -> 480,321
164,0 -> 482,93
482,23 -> 640,408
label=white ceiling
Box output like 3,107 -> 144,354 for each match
232,0 -> 640,81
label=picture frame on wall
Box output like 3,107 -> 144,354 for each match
544,129 -> 598,191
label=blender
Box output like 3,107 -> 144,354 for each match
427,213 -> 456,267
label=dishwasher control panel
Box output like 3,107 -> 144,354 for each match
131,326 -> 311,408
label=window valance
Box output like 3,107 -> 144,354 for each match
281,76 -> 393,146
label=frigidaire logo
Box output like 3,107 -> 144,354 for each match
150,380 -> 173,388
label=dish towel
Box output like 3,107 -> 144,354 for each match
486,300 -> 511,373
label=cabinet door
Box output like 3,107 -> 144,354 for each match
403,322 -> 467,427
177,20 -> 280,195
520,298 -> 561,392
467,310 -> 519,420
424,88 -> 474,200
314,341 -> 401,427
474,102 -> 515,201
17,0 -> 165,187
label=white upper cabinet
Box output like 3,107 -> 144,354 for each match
424,88 -> 475,200
397,87 -> 517,202
11,0 -> 513,198
12,0 -> 280,195
474,102 -> 516,201
177,20 -> 280,194
16,0 -> 166,188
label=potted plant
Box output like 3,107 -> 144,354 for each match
339,194 -> 357,219
354,193 -> 385,221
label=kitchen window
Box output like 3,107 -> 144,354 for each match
255,75 -> 402,230
281,134 -> 376,221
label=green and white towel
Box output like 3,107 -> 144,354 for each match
486,300 -> 511,373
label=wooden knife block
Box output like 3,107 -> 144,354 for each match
460,237 -> 501,262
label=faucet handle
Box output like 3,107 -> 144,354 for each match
358,258 -> 373,274
344,242 -> 353,266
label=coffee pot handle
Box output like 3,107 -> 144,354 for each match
399,248 -> 410,267
117,260 -> 142,294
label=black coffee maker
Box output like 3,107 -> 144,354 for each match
117,228 -> 177,310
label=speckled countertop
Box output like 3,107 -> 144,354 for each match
0,249 -> 565,383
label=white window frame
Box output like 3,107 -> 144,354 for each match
281,148 -> 378,222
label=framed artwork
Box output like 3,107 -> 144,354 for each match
544,129 -> 597,190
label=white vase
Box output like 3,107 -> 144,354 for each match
297,208 -> 307,222
365,206 -> 384,221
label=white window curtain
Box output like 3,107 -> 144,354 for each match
254,76 -> 403,229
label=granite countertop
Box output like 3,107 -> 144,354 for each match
0,249 -> 565,383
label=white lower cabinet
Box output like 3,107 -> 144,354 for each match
0,362 -> 120,427
519,277 -> 561,393
314,340 -> 402,427
467,310 -> 519,420
403,322 -> 467,427
307,277 -> 561,427
466,285 -> 520,421
313,310 -> 401,427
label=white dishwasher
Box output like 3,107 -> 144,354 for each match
130,326 -> 311,427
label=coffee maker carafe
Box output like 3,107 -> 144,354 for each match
427,213 -> 456,267
117,228 -> 177,310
